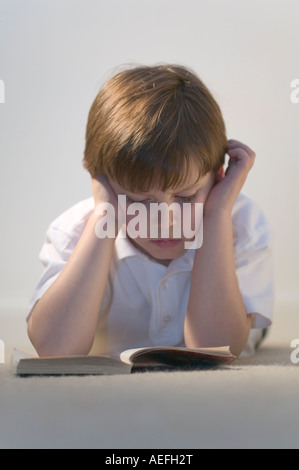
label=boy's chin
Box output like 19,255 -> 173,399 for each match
127,236 -> 191,261
147,239 -> 187,259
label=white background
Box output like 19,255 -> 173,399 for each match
0,0 -> 298,318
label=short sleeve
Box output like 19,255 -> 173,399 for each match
26,225 -> 77,319
233,194 -> 275,329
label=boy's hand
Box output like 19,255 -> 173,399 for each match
91,174 -> 125,222
91,175 -> 126,235
91,174 -> 118,208
204,139 -> 256,215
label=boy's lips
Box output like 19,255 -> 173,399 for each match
151,239 -> 182,248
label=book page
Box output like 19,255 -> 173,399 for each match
120,346 -> 233,365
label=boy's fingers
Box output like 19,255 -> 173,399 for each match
227,140 -> 255,158
227,148 -> 255,172
227,140 -> 252,150
227,148 -> 255,160
92,174 -> 107,184
227,139 -> 248,146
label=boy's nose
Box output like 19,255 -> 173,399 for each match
153,201 -> 181,237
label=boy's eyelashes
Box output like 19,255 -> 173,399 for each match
178,193 -> 198,202
124,193 -> 198,205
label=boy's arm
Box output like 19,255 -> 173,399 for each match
184,140 -> 256,357
27,176 -> 119,357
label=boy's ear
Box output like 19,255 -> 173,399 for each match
217,166 -> 225,176
215,166 -> 225,183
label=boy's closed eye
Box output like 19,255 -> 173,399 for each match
108,171 -> 214,207
125,192 -> 198,205
125,195 -> 152,205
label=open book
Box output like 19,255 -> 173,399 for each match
12,346 -> 236,376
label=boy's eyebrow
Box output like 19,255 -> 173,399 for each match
172,182 -> 202,193
174,172 -> 213,193
171,178 -> 209,194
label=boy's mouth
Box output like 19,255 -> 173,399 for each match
151,239 -> 182,248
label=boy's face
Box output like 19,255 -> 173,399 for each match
108,169 -> 215,265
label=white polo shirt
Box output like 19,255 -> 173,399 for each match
27,193 -> 274,356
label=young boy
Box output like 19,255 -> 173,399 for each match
27,64 -> 274,358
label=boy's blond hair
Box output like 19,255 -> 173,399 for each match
83,64 -> 227,191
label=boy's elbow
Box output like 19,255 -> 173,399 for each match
27,317 -> 52,357
27,310 -> 92,358
28,326 -> 91,357
229,316 -> 252,357
184,315 -> 251,358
